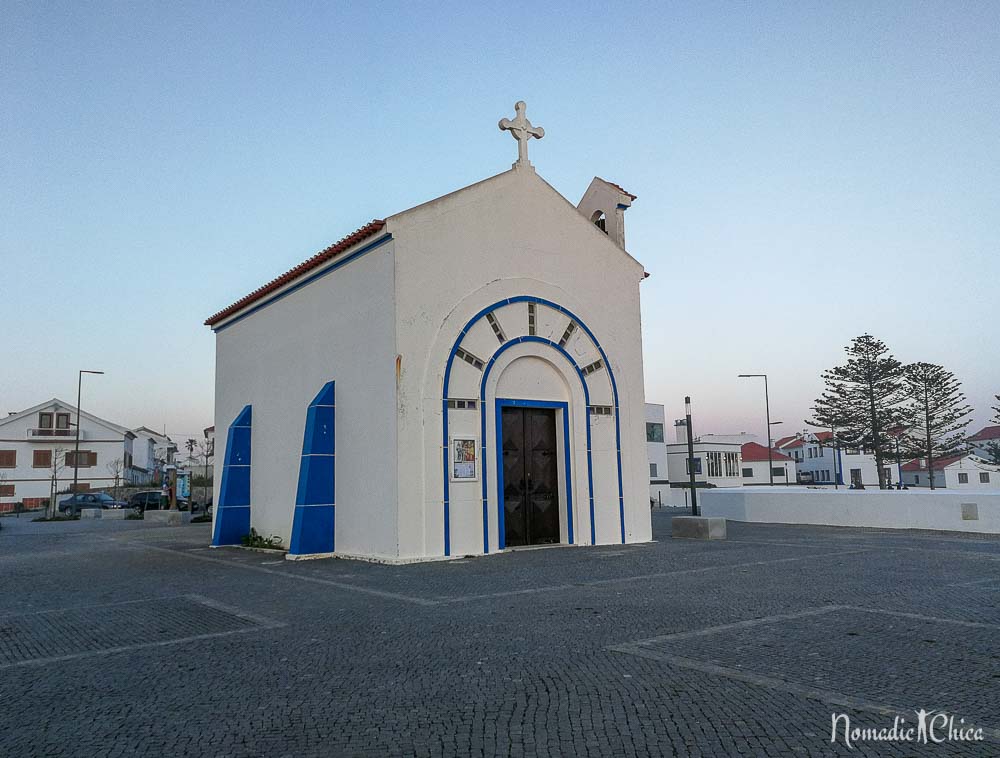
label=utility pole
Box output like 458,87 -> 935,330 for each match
739,374 -> 774,485
71,370 -> 104,497
685,396 -> 698,516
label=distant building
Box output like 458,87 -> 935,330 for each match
645,403 -> 669,505
0,399 -> 140,508
665,419 -> 743,498
969,425 -> 1000,462
901,453 -> 1000,490
131,427 -> 178,483
740,442 -> 795,485
776,431 -> 899,487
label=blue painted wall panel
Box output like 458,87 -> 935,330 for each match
289,505 -> 335,556
212,404 -> 253,547
289,382 -> 336,556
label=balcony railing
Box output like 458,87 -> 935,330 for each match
27,428 -> 80,440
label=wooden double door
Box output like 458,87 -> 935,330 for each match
501,406 -> 561,547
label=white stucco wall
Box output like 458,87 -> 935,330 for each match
701,487 -> 1000,534
740,457 -> 795,486
388,165 -> 652,559
212,239 -> 398,556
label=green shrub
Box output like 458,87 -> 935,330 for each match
240,527 -> 283,550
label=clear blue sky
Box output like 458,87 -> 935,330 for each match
2,1 -> 998,442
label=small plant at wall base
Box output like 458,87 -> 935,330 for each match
241,528 -> 283,550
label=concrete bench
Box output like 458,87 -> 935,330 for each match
80,508 -> 102,519
102,509 -> 129,520
671,516 -> 727,540
144,510 -> 187,526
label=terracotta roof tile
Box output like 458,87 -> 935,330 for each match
970,425 -> 1000,442
900,453 -> 968,472
741,441 -> 792,462
204,220 -> 387,327
598,178 -> 637,201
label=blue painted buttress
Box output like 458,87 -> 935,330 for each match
211,405 -> 253,546
288,381 -> 336,556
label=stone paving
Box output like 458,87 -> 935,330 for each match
0,510 -> 998,756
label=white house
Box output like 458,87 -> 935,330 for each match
0,399 -> 138,508
665,419 -> 743,502
203,102 -> 653,561
776,432 -> 899,487
740,441 -> 796,485
645,403 -> 669,505
131,427 -> 178,478
901,453 -> 1000,490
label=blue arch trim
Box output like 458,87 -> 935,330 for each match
289,382 -> 336,556
211,405 -> 253,547
495,398 -> 574,549
441,296 -> 625,556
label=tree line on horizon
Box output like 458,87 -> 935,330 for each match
806,334 -> 999,490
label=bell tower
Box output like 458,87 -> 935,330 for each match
577,177 -> 636,250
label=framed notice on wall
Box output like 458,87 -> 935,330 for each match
450,437 -> 479,482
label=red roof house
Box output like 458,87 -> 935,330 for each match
741,442 -> 792,462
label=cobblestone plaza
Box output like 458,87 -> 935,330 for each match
1,511 -> 998,756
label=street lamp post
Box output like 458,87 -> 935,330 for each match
739,374 -> 774,485
685,396 -> 698,516
71,370 -> 104,499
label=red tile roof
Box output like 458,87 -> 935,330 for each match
774,435 -> 798,448
598,178 -> 637,200
782,439 -> 806,449
813,431 -> 833,442
970,425 -> 1000,442
741,442 -> 792,463
900,453 -> 968,472
204,219 -> 387,327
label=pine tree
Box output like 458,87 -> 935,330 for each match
807,334 -> 904,488
899,363 -> 972,489
984,395 -> 1000,465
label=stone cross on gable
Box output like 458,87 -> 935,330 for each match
499,101 -> 545,167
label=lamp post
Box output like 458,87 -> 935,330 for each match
71,370 -> 104,498
685,396 -> 698,516
739,374 -> 774,485
832,426 -> 840,490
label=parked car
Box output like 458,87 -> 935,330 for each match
58,492 -> 127,516
127,490 -> 167,513
128,490 -> 206,513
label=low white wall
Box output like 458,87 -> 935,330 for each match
701,487 -> 1000,535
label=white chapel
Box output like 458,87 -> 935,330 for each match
205,102 -> 653,561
